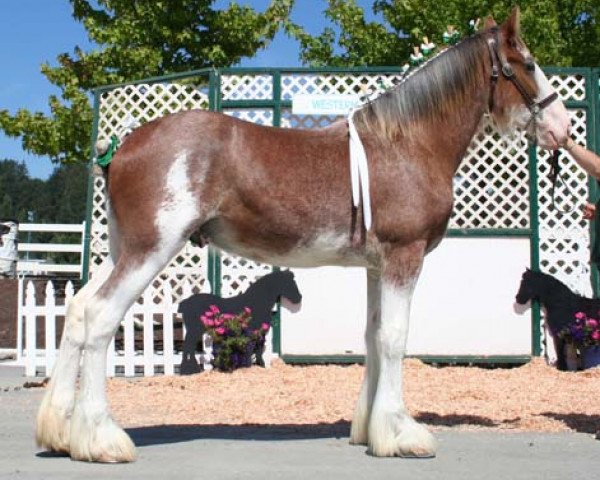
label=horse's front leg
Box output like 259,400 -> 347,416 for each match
350,269 -> 381,445
368,243 -> 437,457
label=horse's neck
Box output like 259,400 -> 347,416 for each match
418,91 -> 488,179
243,279 -> 278,308
537,277 -> 574,305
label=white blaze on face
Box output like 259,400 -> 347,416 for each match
532,63 -> 570,150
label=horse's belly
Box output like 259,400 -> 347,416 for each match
208,225 -> 368,268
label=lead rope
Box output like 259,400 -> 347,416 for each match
548,149 -> 576,214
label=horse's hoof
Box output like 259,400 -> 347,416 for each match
36,397 -> 71,454
349,410 -> 369,445
70,407 -> 137,463
368,417 -> 437,458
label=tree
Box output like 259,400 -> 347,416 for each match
0,0 -> 294,165
286,0 -> 600,68
0,160 -> 41,222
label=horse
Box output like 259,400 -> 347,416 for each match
515,268 -> 600,370
37,9 -> 570,462
179,269 -> 302,374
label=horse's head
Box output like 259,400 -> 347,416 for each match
515,268 -> 539,305
484,8 -> 570,150
276,270 -> 302,309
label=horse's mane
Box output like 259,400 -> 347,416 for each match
353,33 -> 488,142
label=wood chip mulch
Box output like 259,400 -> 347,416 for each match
107,358 -> 600,434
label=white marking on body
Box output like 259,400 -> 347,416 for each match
155,150 -> 200,244
215,228 -> 369,268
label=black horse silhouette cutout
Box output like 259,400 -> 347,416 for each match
179,269 -> 302,374
515,268 -> 600,370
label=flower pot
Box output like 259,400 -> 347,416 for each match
582,345 -> 600,370
564,343 -> 579,371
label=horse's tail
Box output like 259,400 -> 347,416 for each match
92,137 -> 115,179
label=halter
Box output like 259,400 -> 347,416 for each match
486,28 -> 558,140
486,29 -> 572,213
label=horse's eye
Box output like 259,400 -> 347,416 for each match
525,60 -> 535,73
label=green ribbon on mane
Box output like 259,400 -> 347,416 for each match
96,135 -> 119,168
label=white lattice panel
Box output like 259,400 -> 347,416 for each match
221,74 -> 273,100
451,117 -> 530,229
537,108 -> 591,296
548,73 -> 586,102
281,72 -> 402,99
98,82 -> 209,141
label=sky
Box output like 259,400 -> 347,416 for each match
0,0 -> 379,180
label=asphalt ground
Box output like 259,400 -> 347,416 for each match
1,366 -> 599,480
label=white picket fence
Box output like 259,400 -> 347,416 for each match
14,277 -> 272,377
17,223 -> 86,277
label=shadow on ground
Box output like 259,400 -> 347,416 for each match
415,412 -> 499,428
127,420 -> 351,446
540,413 -> 600,434
127,411 -> 513,447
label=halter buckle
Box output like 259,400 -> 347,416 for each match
501,64 -> 514,77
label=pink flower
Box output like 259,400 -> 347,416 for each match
592,330 -> 600,342
587,319 -> 599,329
222,313 -> 234,320
261,322 -> 270,331
200,315 -> 208,324
210,305 -> 220,314
204,318 -> 215,327
215,327 -> 226,335
204,310 -> 214,318
244,307 -> 252,315
575,312 -> 586,320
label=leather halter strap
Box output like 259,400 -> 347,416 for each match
486,28 -> 558,123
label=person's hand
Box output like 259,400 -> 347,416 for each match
583,202 -> 596,220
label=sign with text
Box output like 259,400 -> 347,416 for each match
292,94 -> 361,116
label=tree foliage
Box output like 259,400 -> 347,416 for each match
0,160 -> 87,224
286,0 -> 600,68
0,0 -> 294,165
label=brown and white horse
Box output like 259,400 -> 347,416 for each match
37,9 -> 569,462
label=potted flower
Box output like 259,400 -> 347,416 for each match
557,312 -> 600,369
200,306 -> 270,372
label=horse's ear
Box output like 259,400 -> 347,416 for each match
483,15 -> 497,30
502,6 -> 521,39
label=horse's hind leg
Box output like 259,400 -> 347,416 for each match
36,259 -> 114,454
69,238 -> 186,462
350,270 -> 381,445
367,243 -> 437,457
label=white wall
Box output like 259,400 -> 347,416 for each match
281,237 -> 531,357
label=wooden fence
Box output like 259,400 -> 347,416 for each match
14,278 -> 272,377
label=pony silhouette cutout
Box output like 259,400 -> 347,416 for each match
179,270 -> 302,374
515,268 -> 600,370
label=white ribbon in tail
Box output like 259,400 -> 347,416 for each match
348,109 -> 372,230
